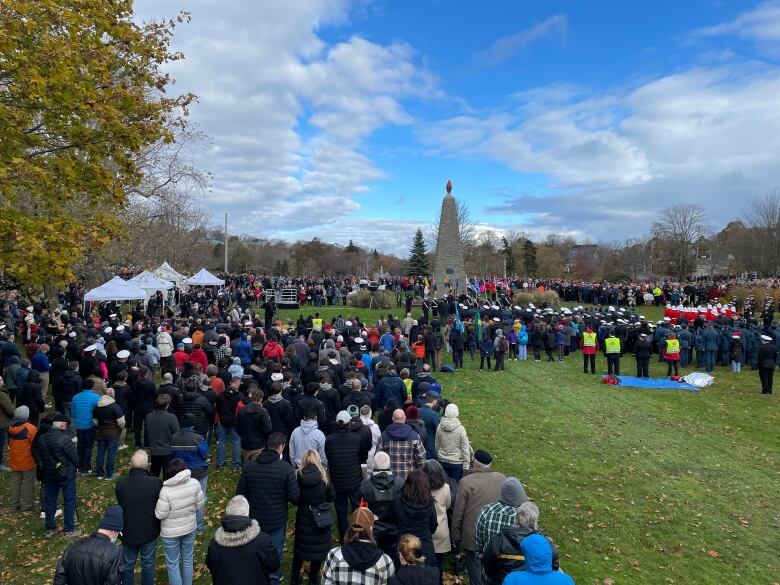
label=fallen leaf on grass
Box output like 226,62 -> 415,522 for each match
707,550 -> 721,558
603,578 -> 615,585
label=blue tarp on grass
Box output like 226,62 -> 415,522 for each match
603,375 -> 700,391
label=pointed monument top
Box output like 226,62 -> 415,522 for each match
445,179 -> 452,195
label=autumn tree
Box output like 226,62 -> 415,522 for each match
0,1 -> 194,288
651,204 -> 709,280
408,228 -> 430,277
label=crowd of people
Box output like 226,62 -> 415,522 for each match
0,272 -> 778,585
0,294 -> 584,585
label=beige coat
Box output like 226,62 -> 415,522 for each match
451,468 -> 506,551
435,416 -> 471,469
431,484 -> 452,553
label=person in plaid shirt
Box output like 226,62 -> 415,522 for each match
322,507 -> 395,585
376,409 -> 426,480
473,477 -> 528,555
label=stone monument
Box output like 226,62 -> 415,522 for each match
433,180 -> 467,294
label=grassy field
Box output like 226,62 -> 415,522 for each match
1,304 -> 778,585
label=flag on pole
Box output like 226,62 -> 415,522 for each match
475,307 -> 482,342
454,302 -> 464,333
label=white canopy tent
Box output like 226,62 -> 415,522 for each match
84,276 -> 147,302
153,261 -> 187,287
185,268 -> 225,287
130,271 -> 173,294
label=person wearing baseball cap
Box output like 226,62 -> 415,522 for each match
321,506 -> 395,585
53,505 -> 123,584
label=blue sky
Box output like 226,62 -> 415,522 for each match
134,0 -> 780,252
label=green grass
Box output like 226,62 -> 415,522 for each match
1,304 -> 778,585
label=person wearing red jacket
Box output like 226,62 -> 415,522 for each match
189,344 -> 209,371
173,343 -> 190,373
263,337 -> 284,362
580,326 -> 598,375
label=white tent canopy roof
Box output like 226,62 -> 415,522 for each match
152,261 -> 187,285
84,276 -> 147,302
185,268 -> 225,286
129,270 -> 173,291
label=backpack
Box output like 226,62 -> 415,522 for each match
500,336 -> 509,353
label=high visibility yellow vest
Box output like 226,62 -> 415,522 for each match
312,318 -> 323,331
665,338 -> 680,355
605,337 -> 621,354
583,332 -> 597,347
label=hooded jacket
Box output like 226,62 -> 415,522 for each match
206,515 -> 280,585
8,418 -> 37,471
93,394 -> 125,440
435,415 -> 471,469
389,564 -> 439,585
375,373 -> 407,410
155,468 -> 205,537
377,423 -> 426,480
502,533 -> 574,585
177,390 -> 213,436
323,540 -> 395,585
170,428 -> 209,480
483,527 -> 560,585
234,334 -> 253,366
359,471 -> 404,546
289,419 -> 327,468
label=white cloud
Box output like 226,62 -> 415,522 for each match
133,0 -> 436,238
419,62 -> 780,238
474,14 -> 568,68
691,1 -> 780,48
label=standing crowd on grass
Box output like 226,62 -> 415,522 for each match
0,275 -> 777,585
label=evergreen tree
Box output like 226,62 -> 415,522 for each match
407,228 -> 430,277
345,239 -> 359,253
523,240 -> 538,277
502,237 -> 516,273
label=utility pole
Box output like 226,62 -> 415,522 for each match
224,213 -> 228,273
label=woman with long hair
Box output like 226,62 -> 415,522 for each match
394,470 -> 438,568
293,449 -> 335,585
421,460 -> 452,571
389,534 -> 439,585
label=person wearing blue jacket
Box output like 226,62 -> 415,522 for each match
71,382 -> 100,473
702,323 -> 719,372
171,413 -> 209,532
518,325 -> 529,361
502,533 -> 575,585
718,327 -> 731,367
234,333 -> 253,367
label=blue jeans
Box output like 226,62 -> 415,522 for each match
266,525 -> 286,585
95,438 -> 118,477
44,477 -> 76,532
161,531 -> 196,585
196,475 -> 208,532
216,424 -> 241,468
123,539 -> 157,585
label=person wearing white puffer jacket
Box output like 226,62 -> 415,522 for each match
435,404 -> 471,482
155,458 -> 205,585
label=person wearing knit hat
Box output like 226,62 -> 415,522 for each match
8,405 -> 37,511
451,446 -> 506,585
435,403 -> 471,481
54,505 -> 124,584
473,477 -> 529,555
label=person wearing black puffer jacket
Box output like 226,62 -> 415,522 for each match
359,452 -> 404,558
177,377 -> 213,438
236,388 -> 272,462
236,432 -> 299,585
206,495 -> 280,585
54,362 -> 81,426
325,411 -> 369,543
292,450 -> 335,585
